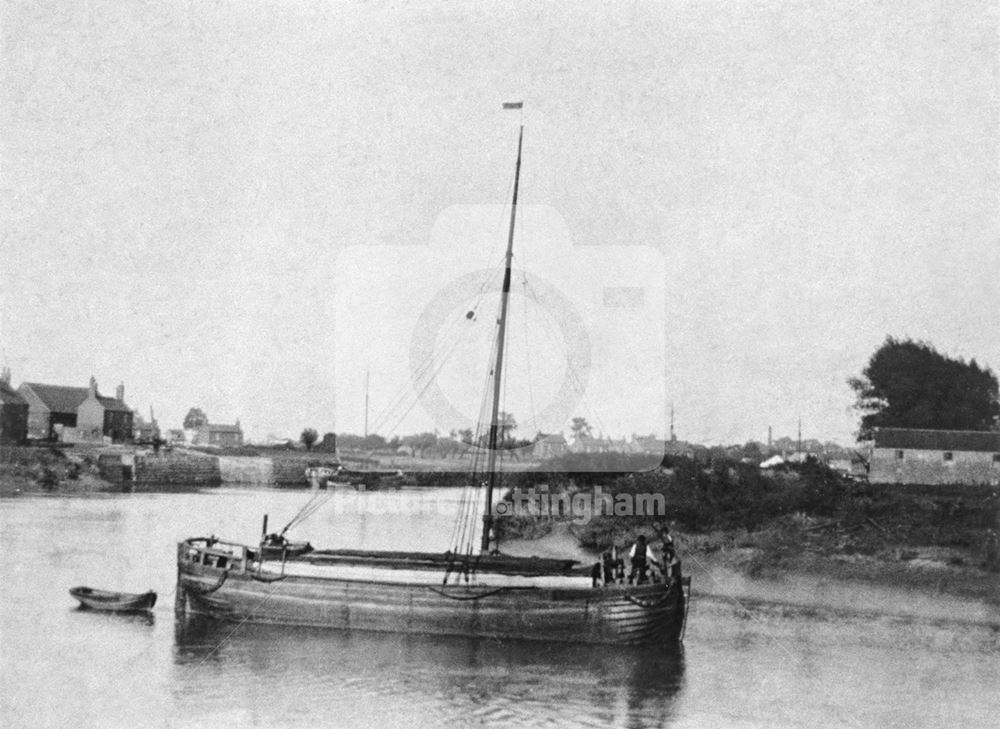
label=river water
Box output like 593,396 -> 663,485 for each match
1,487 -> 997,728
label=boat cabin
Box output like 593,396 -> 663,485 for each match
179,538 -> 252,573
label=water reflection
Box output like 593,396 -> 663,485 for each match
173,616 -> 685,728
70,606 -> 156,628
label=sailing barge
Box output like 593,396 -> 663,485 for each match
176,538 -> 687,644
176,114 -> 690,645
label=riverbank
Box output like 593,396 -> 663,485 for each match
499,520 -> 999,615
496,455 -> 999,607
0,444 -> 346,494
0,445 -> 116,495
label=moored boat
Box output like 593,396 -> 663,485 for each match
176,537 -> 688,644
70,586 -> 157,612
175,110 -> 691,645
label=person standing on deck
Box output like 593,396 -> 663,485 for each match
628,535 -> 656,585
662,545 -> 682,582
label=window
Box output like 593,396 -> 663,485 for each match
895,450 -> 904,460
943,452 -> 953,462
993,453 -> 1000,465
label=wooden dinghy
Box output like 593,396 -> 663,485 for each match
69,586 -> 157,612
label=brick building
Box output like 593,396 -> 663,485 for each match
18,377 -> 133,442
869,427 -> 1000,486
192,421 -> 244,448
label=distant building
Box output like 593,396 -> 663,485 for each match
0,368 -> 29,443
631,436 -> 667,456
17,377 -> 133,442
192,421 -> 244,448
532,433 -> 568,459
869,428 -> 1000,486
165,429 -> 186,445
570,435 -> 609,454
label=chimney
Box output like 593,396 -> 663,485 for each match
116,382 -> 125,402
89,376 -> 97,397
0,367 -> 10,385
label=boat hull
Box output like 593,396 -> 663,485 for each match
70,587 -> 157,612
176,548 -> 688,645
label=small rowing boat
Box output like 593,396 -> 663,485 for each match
69,586 -> 157,612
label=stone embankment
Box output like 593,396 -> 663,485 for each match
125,452 -> 311,487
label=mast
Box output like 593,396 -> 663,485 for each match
481,124 -> 523,553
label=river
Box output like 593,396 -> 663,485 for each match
1,487 -> 997,728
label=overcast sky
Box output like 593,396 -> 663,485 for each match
2,0 -> 997,445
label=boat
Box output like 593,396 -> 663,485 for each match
70,586 -> 157,611
306,463 -> 409,492
176,112 -> 690,645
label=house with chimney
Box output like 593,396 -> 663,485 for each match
192,420 -> 244,448
0,367 -> 29,443
18,376 -> 133,442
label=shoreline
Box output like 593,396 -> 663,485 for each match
500,522 -> 1000,612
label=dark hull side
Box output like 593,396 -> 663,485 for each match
176,562 -> 688,645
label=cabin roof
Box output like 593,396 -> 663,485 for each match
873,427 -> 1000,453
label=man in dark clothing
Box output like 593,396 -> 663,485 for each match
662,545 -> 682,581
629,535 -> 655,585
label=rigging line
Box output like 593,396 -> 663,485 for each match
188,581 -> 286,670
363,259 -> 508,440
363,249 -> 508,443
459,311 -> 505,552
520,277 -> 611,439
520,273 -> 539,436
367,310 -> 488,441
288,491 -> 335,530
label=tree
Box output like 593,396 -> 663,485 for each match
401,432 -> 437,458
183,408 -> 208,429
301,428 -> 319,451
316,433 -> 338,452
849,337 -> 1000,440
570,417 -> 592,441
361,433 -> 386,451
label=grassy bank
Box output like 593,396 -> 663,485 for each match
494,454 -> 999,602
0,445 -> 116,495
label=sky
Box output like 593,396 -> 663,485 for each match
2,0 -> 998,445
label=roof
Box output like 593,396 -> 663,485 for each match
874,428 -> 1000,453
0,381 -> 28,406
20,383 -> 130,413
96,396 -> 131,413
199,423 -> 242,433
